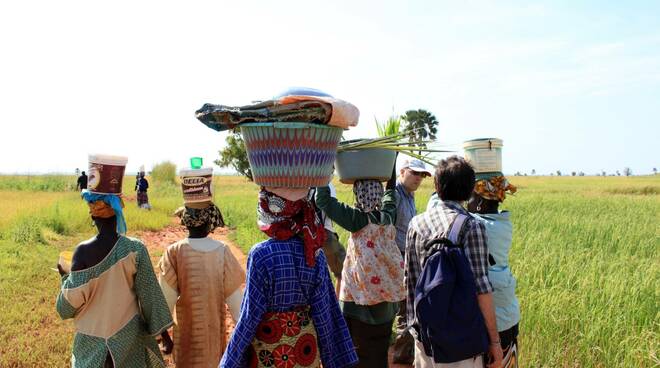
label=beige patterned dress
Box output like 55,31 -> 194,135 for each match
158,238 -> 245,367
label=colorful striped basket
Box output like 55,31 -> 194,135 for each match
240,122 -> 343,188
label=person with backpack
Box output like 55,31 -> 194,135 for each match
314,166 -> 405,368
467,175 -> 519,368
405,156 -> 503,368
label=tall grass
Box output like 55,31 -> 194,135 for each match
0,175 -> 658,367
504,177 -> 659,367
0,175 -> 75,191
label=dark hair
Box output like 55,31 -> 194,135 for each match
434,156 -> 475,201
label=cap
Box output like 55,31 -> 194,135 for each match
400,158 -> 432,176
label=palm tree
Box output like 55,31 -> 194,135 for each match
401,109 -> 439,154
653,167 -> 657,175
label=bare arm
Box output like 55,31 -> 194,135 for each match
477,293 -> 503,368
477,292 -> 499,342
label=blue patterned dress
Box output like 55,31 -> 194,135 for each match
220,237 -> 358,368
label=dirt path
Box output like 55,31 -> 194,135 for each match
138,225 -> 411,368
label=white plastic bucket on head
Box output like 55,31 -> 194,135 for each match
180,167 -> 213,205
463,138 -> 503,174
88,154 -> 128,194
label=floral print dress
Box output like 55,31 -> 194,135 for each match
249,308 -> 319,368
340,222 -> 405,305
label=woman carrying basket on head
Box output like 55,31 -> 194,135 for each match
207,88 -> 360,368
220,187 -> 358,368
314,164 -> 405,368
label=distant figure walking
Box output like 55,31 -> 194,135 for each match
76,171 -> 88,191
136,172 -> 150,209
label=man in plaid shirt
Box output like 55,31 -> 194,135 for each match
405,156 -> 503,368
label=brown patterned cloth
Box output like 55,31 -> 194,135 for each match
137,191 -> 149,207
178,203 -> 225,232
474,176 -> 517,202
158,239 -> 245,367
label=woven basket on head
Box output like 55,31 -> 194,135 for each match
240,122 -> 343,188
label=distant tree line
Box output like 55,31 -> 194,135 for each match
510,167 -> 659,176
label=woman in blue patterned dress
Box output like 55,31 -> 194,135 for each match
220,188 -> 358,368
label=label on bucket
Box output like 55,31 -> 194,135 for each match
88,163 -> 126,194
473,149 -> 501,172
181,174 -> 213,203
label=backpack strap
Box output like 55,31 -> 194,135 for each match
423,213 -> 470,253
448,213 -> 468,245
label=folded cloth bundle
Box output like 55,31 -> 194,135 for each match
196,95 -> 359,132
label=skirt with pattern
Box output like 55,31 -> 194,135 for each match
248,307 -> 320,368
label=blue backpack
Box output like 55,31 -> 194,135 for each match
414,213 -> 489,363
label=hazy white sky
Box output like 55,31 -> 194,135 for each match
1,0 -> 658,175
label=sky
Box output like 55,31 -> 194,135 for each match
1,0 -> 658,175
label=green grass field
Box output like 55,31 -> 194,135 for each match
0,175 -> 658,367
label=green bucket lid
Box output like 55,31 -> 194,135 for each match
190,157 -> 203,169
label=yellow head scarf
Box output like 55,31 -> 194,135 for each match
474,176 -> 517,202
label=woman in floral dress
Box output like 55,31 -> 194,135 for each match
314,168 -> 404,368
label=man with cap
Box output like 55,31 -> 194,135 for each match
391,157 -> 432,364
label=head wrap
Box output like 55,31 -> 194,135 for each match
353,179 -> 384,213
474,176 -> 517,202
177,203 -> 225,233
88,200 -> 117,218
81,190 -> 127,234
257,188 -> 326,267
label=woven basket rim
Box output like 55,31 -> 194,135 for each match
240,122 -> 344,130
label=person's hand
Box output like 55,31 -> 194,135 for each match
57,263 -> 67,277
160,330 -> 174,355
486,341 -> 503,368
386,153 -> 399,190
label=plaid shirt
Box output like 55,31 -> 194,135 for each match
404,200 -> 493,330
